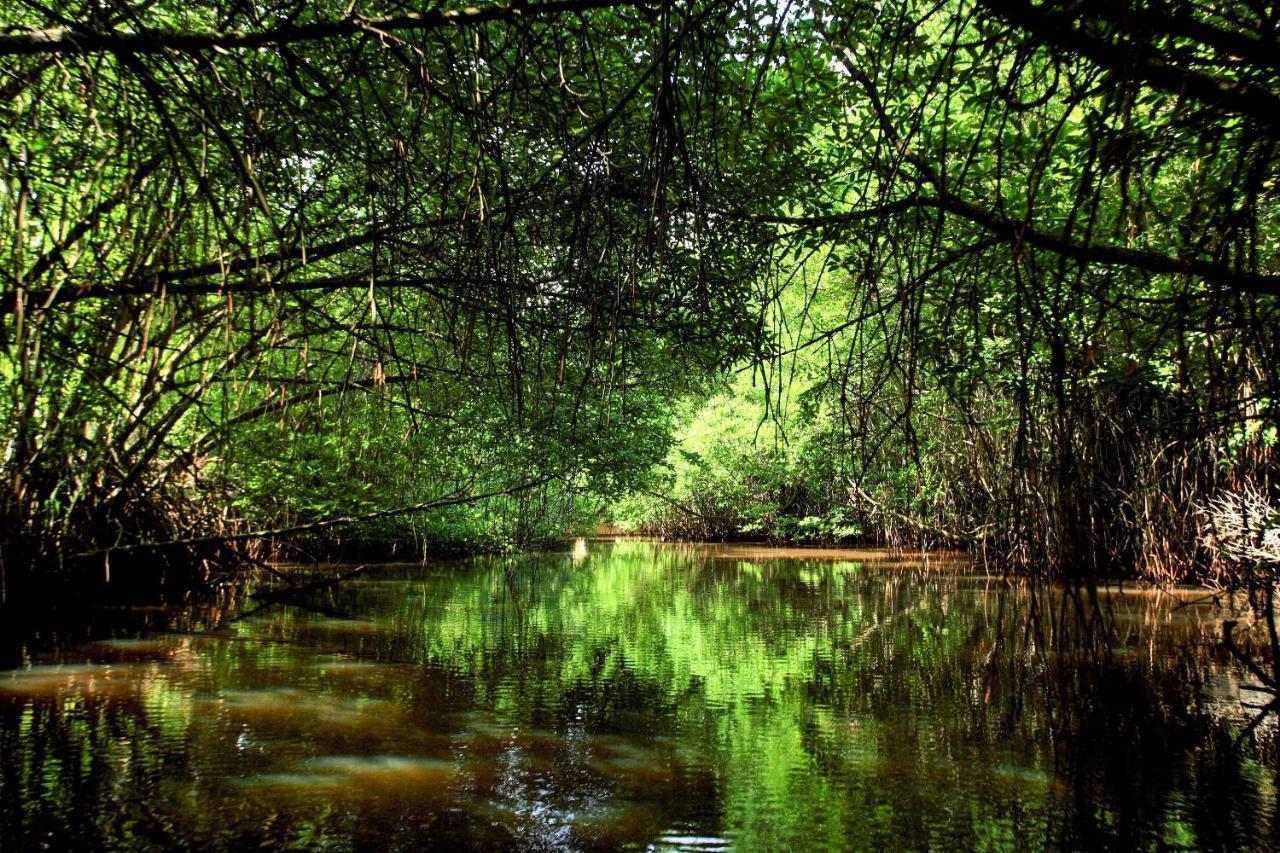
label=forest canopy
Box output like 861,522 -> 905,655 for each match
1,0 -> 1276,586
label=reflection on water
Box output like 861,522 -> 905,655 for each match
1,541 -> 1276,850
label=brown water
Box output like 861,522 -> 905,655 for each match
0,540 -> 1276,850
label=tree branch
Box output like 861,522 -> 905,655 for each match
68,478 -> 552,560
978,0 -> 1280,125
721,196 -> 1280,295
0,1 -> 648,57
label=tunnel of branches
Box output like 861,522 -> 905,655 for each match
1,0 -> 1277,594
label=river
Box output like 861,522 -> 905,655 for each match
1,540 -> 1275,850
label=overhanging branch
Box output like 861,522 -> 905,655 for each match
0,1 -> 648,57
721,196 -> 1280,296
977,0 -> 1280,125
68,478 -> 551,560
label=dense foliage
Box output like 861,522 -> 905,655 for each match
1,0 -> 1277,586
618,0 -> 1280,580
0,0 -> 788,581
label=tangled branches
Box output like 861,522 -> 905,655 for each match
0,0 -> 791,581
1,0 -> 1277,591
1204,487 -> 1280,570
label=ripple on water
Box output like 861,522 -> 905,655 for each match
310,655 -> 383,670
297,618 -> 382,634
657,831 -> 732,851
82,636 -> 217,665
0,663 -> 163,698
990,764 -> 1054,787
570,800 -> 670,849
307,754 -> 455,776
213,687 -> 400,727
587,737 -> 673,786
90,637 -> 181,650
235,754 -> 458,798
447,710 -> 564,749
306,656 -> 413,683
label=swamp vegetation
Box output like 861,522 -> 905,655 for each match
1,0 -> 1280,847
1,0 -> 1277,586
1,0 -> 1277,583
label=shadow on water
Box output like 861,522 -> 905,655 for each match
1,541 -> 1276,850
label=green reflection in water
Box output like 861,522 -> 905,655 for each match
1,541 -> 1276,851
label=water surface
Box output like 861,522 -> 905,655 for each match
1,541 -> 1276,850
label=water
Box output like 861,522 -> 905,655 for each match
0,541 -> 1276,850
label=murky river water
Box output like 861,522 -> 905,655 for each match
1,540 -> 1276,850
